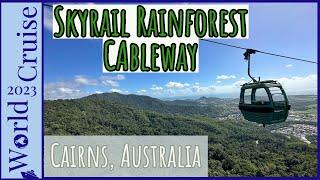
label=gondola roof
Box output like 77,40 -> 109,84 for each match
241,80 -> 282,89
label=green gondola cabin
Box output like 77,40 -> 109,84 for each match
239,80 -> 291,126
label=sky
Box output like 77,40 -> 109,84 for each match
44,3 -> 317,100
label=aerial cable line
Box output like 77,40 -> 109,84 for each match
200,39 -> 317,64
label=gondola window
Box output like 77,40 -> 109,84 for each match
254,88 -> 269,105
243,89 -> 252,104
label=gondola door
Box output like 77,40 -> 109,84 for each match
267,86 -> 290,123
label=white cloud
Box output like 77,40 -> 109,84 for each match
285,64 -> 293,68
276,74 -> 317,95
101,79 -> 119,87
44,6 -> 52,31
150,85 -> 164,95
216,75 -> 236,80
99,75 -> 125,88
110,88 -> 122,93
216,81 -> 221,84
74,75 -> 97,85
145,81 -> 243,98
110,88 -> 128,94
57,87 -> 75,94
45,75 -> 126,99
211,80 -> 246,94
159,75 -> 316,98
150,85 -> 163,91
165,81 -> 190,89
115,74 -> 125,80
99,74 -> 125,81
142,74 -> 317,98
94,91 -> 103,94
137,89 -> 147,94
45,82 -> 89,100
189,85 -> 215,94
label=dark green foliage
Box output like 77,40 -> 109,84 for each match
44,93 -> 317,176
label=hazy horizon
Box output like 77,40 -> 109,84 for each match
44,90 -> 317,101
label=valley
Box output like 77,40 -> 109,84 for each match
44,93 -> 317,176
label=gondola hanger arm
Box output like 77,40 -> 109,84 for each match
243,49 -> 258,82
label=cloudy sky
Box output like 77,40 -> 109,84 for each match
44,3 -> 317,100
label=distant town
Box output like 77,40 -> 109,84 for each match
218,109 -> 317,144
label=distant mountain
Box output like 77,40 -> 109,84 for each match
287,95 -> 317,111
84,92 -> 168,109
44,93 -> 317,176
83,92 -> 234,118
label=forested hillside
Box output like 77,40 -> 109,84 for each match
44,93 -> 317,176
84,93 -> 234,118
